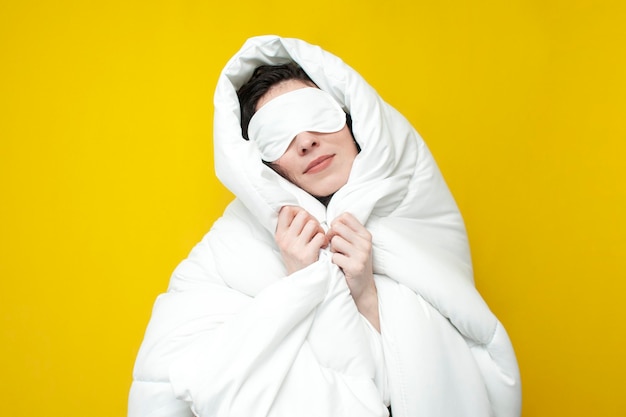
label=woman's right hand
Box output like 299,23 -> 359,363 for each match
275,206 -> 328,275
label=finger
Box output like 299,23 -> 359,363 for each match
329,234 -> 351,255
331,212 -> 358,229
308,221 -> 327,245
277,206 -> 299,232
300,218 -> 324,243
306,220 -> 328,247
309,231 -> 327,250
289,209 -> 315,237
331,244 -> 369,275
325,228 -> 337,243
329,227 -> 372,266
329,221 -> 362,247
331,217 -> 371,246
332,212 -> 370,238
330,251 -> 350,272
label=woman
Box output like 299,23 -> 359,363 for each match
238,62 -> 380,332
129,36 -> 521,417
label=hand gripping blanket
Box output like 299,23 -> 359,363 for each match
129,36 -> 521,417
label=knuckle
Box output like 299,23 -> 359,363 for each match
356,255 -> 367,268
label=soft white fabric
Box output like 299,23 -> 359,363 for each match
129,35 -> 521,417
249,87 -> 346,161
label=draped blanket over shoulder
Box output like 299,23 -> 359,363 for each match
129,36 -> 521,417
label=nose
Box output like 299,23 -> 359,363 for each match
295,131 -> 319,156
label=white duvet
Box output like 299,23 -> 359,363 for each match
129,35 -> 521,417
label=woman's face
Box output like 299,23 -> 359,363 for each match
256,80 -> 358,198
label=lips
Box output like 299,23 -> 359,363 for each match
304,154 -> 334,174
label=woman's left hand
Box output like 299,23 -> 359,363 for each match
327,213 -> 379,331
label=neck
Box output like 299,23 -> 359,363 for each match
315,194 -> 333,207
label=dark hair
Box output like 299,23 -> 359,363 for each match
237,62 -> 316,140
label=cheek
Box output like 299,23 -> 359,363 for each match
273,140 -> 299,174
273,157 -> 299,183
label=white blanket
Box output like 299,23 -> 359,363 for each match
129,35 -> 521,417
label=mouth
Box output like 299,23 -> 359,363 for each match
304,154 -> 334,174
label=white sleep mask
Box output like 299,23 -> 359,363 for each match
248,87 -> 346,162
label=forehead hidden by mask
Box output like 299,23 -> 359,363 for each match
248,87 -> 346,162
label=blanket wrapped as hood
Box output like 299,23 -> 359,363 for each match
129,35 -> 521,417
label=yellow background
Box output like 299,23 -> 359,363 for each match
1,0 -> 625,416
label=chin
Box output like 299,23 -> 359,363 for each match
310,185 -> 339,199
310,185 -> 343,201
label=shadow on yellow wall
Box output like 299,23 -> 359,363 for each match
1,1 -> 625,416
